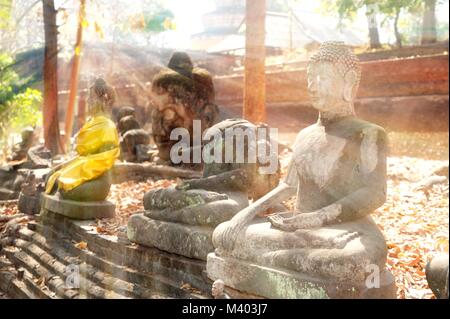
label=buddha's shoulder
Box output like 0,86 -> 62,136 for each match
296,123 -> 321,137
333,118 -> 386,140
192,67 -> 212,80
291,124 -> 321,147
152,69 -> 194,89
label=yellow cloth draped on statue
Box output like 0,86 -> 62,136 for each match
45,115 -> 120,194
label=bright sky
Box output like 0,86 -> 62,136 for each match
52,0 -> 449,50
161,0 -> 449,49
163,0 -> 215,48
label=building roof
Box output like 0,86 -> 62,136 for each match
197,11 -> 364,54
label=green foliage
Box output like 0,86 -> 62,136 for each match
379,0 -> 422,17
143,9 -> 175,33
320,0 -> 423,19
319,0 -> 363,22
0,0 -> 12,29
6,88 -> 42,131
0,53 -> 42,151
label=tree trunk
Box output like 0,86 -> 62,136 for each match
365,4 -> 382,49
64,0 -> 86,150
243,0 -> 266,123
421,0 -> 437,44
42,0 -> 63,155
394,8 -> 402,48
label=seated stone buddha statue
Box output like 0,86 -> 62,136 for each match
43,78 -> 119,219
207,42 -> 396,299
127,119 -> 280,261
150,51 -> 219,164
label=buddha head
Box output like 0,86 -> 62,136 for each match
168,51 -> 194,78
87,77 -> 115,117
211,279 -> 225,298
307,41 -> 361,116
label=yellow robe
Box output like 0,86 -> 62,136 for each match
45,116 -> 120,194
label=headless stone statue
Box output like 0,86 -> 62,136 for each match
207,42 -> 396,299
151,51 -> 219,163
127,119 -> 280,261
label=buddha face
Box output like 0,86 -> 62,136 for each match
307,62 -> 356,114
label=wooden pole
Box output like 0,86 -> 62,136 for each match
243,0 -> 266,123
64,0 -> 86,150
42,0 -> 63,155
76,91 -> 86,131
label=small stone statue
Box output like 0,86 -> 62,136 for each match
151,51 -> 219,163
127,119 -> 280,260
20,171 -> 37,196
207,42 -> 396,299
115,106 -> 150,162
8,127 -> 35,162
212,279 -> 230,299
18,171 -> 44,215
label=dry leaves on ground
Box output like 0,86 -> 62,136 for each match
372,156 -> 449,299
90,179 -> 178,235
74,241 -> 88,250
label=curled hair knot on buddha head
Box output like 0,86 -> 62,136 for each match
309,41 -> 361,91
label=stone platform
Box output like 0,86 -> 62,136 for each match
207,253 -> 397,299
0,210 -> 211,299
41,193 -> 115,220
127,213 -> 213,261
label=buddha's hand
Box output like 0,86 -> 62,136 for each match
269,204 -> 342,231
212,212 -> 249,252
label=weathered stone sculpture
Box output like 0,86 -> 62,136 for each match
207,42 -> 396,299
426,254 -> 449,299
8,127 -> 35,162
127,119 -> 280,261
18,171 -> 44,215
212,279 -> 230,299
42,78 -> 119,219
0,166 -> 25,200
87,77 -> 116,116
151,51 -> 219,163
115,106 -> 151,162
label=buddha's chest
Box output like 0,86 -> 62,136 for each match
293,128 -> 360,189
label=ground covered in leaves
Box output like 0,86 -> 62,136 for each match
1,154 -> 448,299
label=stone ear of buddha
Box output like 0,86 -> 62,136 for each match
343,70 -> 357,102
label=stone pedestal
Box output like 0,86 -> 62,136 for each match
207,253 -> 396,299
41,193 -> 115,220
127,213 -> 214,261
127,190 -> 248,261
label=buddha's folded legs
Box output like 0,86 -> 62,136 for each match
213,215 -> 388,284
60,171 -> 112,202
145,191 -> 249,227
